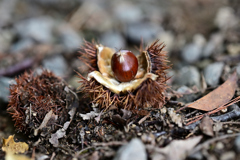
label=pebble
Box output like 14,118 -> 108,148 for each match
42,55 -> 68,77
173,66 -> 200,87
177,86 -> 193,94
10,38 -> 34,53
157,31 -> 174,51
176,86 -> 200,103
126,22 -> 163,44
234,135 -> 240,153
57,24 -> 82,51
236,62 -> 240,77
0,77 -> 15,103
214,7 -> 239,30
227,43 -> 240,56
187,151 -> 204,160
215,142 -> 224,150
227,130 -> 233,134
114,2 -> 142,23
182,43 -> 202,63
0,0 -> 17,27
15,16 -> 55,43
114,138 -> 147,160
203,33 -> 224,58
0,29 -> 15,52
204,62 -> 224,87
220,151 -> 236,160
100,31 -> 126,49
182,34 -> 206,63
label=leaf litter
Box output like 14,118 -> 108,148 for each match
182,71 -> 238,112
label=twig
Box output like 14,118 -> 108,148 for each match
189,133 -> 240,155
138,113 -> 151,125
93,141 -> 126,147
185,110 -> 198,118
220,121 -> 240,125
0,58 -> 35,77
74,146 -> 95,156
50,152 -> 56,160
186,96 -> 240,125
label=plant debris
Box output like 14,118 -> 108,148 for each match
183,71 -> 238,111
2,135 -> 29,154
1,1 -> 240,160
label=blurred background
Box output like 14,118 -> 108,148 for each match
0,0 -> 240,104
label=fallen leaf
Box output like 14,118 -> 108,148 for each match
34,110 -> 58,136
5,153 -> 31,160
186,71 -> 237,111
49,107 -> 76,147
49,129 -> 66,147
151,136 -> 202,160
80,111 -> 99,120
199,116 -> 214,136
2,135 -> 29,154
121,109 -> 132,119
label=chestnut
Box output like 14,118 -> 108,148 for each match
111,50 -> 138,82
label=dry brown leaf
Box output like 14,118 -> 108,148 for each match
151,136 -> 202,160
186,71 -> 237,111
2,135 -> 29,154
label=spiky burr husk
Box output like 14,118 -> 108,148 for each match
7,70 -> 73,133
78,40 -> 170,112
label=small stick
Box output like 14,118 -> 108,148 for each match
186,96 -> 240,125
189,133 -> 240,155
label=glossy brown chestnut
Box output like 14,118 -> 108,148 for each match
111,50 -> 138,82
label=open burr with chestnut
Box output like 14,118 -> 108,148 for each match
78,40 -> 170,111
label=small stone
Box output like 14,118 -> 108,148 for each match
234,135 -> 240,153
0,29 -> 14,52
227,130 -> 233,134
203,33 -> 224,58
126,22 -> 163,44
177,86 -> 193,94
157,31 -> 174,51
57,24 -> 82,51
182,43 -> 202,63
173,66 -> 200,87
166,69 -> 175,85
10,38 -> 34,53
42,55 -> 68,77
182,34 -> 206,63
227,44 -> 240,56
215,142 -> 224,150
204,62 -> 224,87
220,151 -> 236,160
67,76 -> 80,90
114,2 -> 142,23
215,7 -> 239,30
187,151 -> 204,160
100,31 -> 126,49
0,77 -> 15,103
114,138 -> 147,160
236,63 -> 240,77
176,86 -> 200,103
15,16 -> 55,43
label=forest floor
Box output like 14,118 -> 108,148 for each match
1,0 -> 240,160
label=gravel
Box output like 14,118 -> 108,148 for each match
204,62 -> 224,87
114,138 -> 147,160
